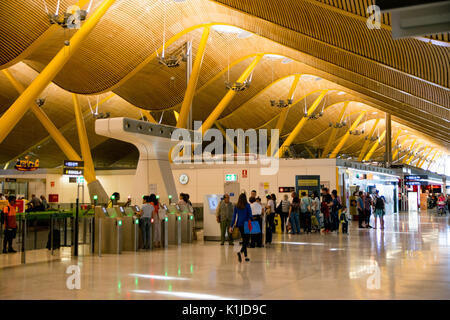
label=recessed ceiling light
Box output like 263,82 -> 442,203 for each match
282,58 -> 293,64
337,91 -> 346,95
237,31 -> 252,39
372,112 -> 378,115
212,25 -> 243,34
264,54 -> 284,60
315,77 -> 322,81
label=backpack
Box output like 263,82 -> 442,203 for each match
301,198 -> 311,213
276,201 -> 283,214
375,196 -> 384,210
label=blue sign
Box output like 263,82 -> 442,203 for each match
230,192 -> 235,197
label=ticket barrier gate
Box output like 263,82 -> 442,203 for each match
94,206 -> 123,255
167,204 -> 181,246
118,206 -> 140,251
160,215 -> 169,248
180,212 -> 194,243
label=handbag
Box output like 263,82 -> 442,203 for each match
244,221 -> 261,234
231,227 -> 240,239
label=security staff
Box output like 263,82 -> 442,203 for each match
2,196 -> 18,253
216,194 -> 234,245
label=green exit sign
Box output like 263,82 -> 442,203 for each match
225,174 -> 237,182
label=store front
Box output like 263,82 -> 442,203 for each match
337,160 -> 400,215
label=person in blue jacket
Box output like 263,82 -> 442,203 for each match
229,193 -> 253,263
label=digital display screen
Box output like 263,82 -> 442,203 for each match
163,204 -> 168,210
63,168 -> 84,176
175,205 -> 180,211
134,205 -> 140,212
64,160 -> 84,168
120,207 -> 124,212
207,196 -> 219,211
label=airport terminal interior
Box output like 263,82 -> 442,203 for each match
0,0 -> 449,301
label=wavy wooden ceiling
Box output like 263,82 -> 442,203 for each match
0,0 -> 448,168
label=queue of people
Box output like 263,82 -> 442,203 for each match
216,187 -> 390,262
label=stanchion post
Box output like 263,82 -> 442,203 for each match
74,198 -> 79,257
21,215 -> 26,264
51,214 -> 54,255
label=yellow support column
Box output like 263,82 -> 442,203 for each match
177,26 -> 211,128
277,90 -> 328,157
329,111 -> 366,159
413,146 -> 428,167
304,145 -> 315,158
2,69 -> 81,161
392,134 -> 410,161
363,130 -> 386,161
274,74 -> 301,133
0,0 -> 116,144
402,139 -> 417,164
358,118 -> 380,161
321,101 -> 349,158
72,94 -> 96,183
199,54 -> 264,135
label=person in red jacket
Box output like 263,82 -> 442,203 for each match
2,196 -> 18,253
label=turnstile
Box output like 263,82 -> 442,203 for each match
180,212 -> 194,243
161,216 -> 169,248
118,206 -> 140,251
94,206 -> 123,255
167,204 -> 181,245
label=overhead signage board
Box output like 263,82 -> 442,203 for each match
63,168 -> 84,176
295,175 -> 320,197
64,160 -> 84,168
279,187 -> 295,193
405,175 -> 428,185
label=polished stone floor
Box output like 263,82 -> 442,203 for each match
0,210 -> 449,300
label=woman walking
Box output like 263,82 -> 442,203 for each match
229,193 -> 253,263
140,195 -> 154,249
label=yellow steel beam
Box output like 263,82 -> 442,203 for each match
417,147 -> 434,168
426,151 -> 439,170
392,134 -> 410,161
321,101 -> 349,158
412,146 -> 428,167
329,111 -> 366,159
274,74 -> 301,133
173,111 -> 179,122
304,145 -> 315,158
277,90 -> 329,157
177,26 -> 211,128
0,0 -> 92,70
357,118 -> 380,161
72,94 -> 96,183
2,69 -> 81,161
140,108 -> 157,123
363,130 -> 386,161
391,129 -> 402,156
402,139 -> 417,164
406,142 -> 423,165
0,0 -> 116,144
199,54 -> 264,135
215,121 -> 237,153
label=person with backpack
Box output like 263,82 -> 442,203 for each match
373,190 -> 385,229
2,196 -> 18,253
300,192 -> 312,234
364,192 -> 373,228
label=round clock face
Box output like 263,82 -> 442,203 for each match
179,174 -> 189,185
